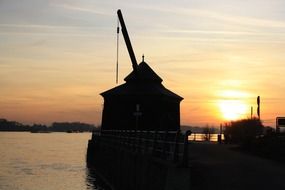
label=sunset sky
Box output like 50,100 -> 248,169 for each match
1,0 -> 285,127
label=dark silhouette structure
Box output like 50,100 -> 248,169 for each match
101,61 -> 183,131
100,10 -> 183,131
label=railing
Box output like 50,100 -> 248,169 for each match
91,129 -> 191,167
188,133 -> 225,142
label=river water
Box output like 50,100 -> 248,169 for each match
188,133 -> 224,141
0,132 -> 106,190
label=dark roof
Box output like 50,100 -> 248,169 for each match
101,61 -> 183,101
101,82 -> 183,100
124,61 -> 162,83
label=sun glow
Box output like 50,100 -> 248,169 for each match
218,100 -> 247,120
217,90 -> 249,121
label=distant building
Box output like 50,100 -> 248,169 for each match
101,61 -> 183,131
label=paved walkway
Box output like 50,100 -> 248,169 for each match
189,142 -> 285,190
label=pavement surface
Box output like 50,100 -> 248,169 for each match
189,142 -> 285,190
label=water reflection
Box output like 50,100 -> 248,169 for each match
0,132 -> 110,190
86,166 -> 111,190
188,133 -> 224,141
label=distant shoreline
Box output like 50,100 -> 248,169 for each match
0,118 -> 97,132
0,130 -> 93,133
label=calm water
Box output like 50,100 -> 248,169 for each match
0,132 -> 105,190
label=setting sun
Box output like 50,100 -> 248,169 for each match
217,90 -> 249,121
218,100 -> 247,120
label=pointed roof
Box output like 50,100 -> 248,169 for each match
124,61 -> 162,83
101,61 -> 183,101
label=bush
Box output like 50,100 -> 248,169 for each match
224,117 -> 264,146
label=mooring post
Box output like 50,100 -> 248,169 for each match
182,130 -> 191,167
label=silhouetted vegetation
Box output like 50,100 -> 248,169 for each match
51,122 -> 95,132
0,118 -> 96,132
0,119 -> 30,131
223,118 -> 285,163
224,117 -> 264,146
181,125 -> 219,133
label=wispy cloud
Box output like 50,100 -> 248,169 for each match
0,23 -> 76,29
0,23 -> 109,30
188,9 -> 285,28
139,5 -> 285,29
52,3 -> 112,16
0,23 -> 110,37
162,29 -> 285,37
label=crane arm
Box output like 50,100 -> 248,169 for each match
117,9 -> 138,73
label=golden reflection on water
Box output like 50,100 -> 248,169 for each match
188,133 -> 224,141
0,132 -> 102,190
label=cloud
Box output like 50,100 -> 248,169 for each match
188,9 -> 285,28
162,29 -> 285,38
51,2 -> 112,16
0,23 -> 111,38
138,5 -> 285,29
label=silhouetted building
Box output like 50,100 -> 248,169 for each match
101,61 -> 183,131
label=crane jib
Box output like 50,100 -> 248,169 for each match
117,9 -> 138,73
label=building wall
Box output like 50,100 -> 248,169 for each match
101,95 -> 181,131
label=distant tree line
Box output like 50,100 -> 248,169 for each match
51,122 -> 96,132
181,125 -> 218,133
0,118 -> 97,132
0,119 -> 30,131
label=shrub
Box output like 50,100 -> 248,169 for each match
224,117 -> 264,146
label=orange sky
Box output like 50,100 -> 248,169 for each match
1,0 -> 285,127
